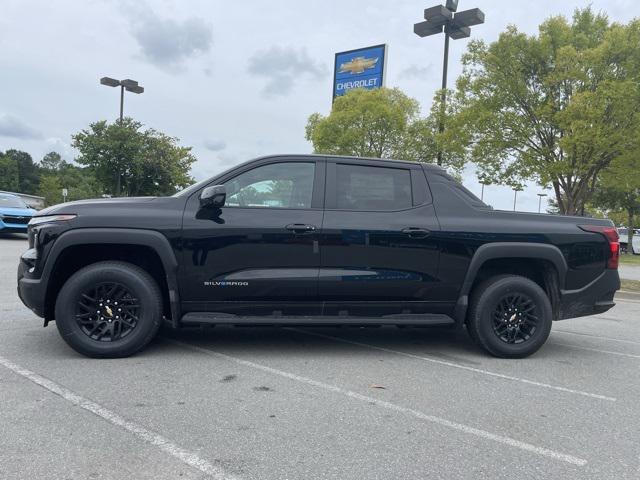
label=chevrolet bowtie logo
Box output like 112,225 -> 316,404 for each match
339,56 -> 379,75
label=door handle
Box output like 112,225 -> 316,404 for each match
286,223 -> 316,233
402,227 -> 430,238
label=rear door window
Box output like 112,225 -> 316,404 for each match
335,164 -> 412,211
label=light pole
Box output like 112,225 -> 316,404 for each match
513,187 -> 523,211
414,0 -> 485,166
480,180 -> 489,202
100,77 -> 144,122
537,193 -> 548,214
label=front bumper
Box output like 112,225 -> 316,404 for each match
558,269 -> 620,320
17,253 -> 46,318
1,224 -> 28,233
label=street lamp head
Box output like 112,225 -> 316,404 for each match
452,8 -> 485,27
120,79 -> 139,89
424,5 -> 452,25
100,77 -> 120,87
446,24 -> 471,39
537,193 -> 548,197
446,0 -> 459,12
126,85 -> 144,94
414,20 -> 444,37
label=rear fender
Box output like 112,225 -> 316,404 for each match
452,242 -> 568,323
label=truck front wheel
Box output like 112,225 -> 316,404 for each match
54,261 -> 162,358
467,275 -> 552,358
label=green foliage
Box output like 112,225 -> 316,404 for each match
451,8 -> 640,215
0,151 -> 19,192
38,174 -> 63,206
591,152 -> 640,245
72,118 -> 196,197
40,151 -> 65,172
0,149 -> 40,194
37,151 -> 101,206
305,88 -> 465,173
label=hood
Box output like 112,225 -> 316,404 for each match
36,197 -> 158,216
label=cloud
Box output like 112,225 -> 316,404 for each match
0,114 -> 43,140
247,46 -> 327,97
130,9 -> 213,69
203,139 -> 226,151
400,64 -> 434,79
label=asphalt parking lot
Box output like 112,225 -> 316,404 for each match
1,235 -> 639,480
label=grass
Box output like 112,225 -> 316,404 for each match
619,253 -> 640,266
621,279 -> 640,293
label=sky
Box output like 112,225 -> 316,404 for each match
1,0 -> 639,212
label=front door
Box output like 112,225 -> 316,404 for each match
318,160 -> 442,316
181,158 -> 325,315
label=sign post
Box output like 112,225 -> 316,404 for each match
333,44 -> 387,100
62,188 -> 68,202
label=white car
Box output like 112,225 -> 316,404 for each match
618,227 -> 640,254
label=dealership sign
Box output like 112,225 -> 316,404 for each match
333,44 -> 387,99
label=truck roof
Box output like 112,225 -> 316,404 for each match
256,153 -> 445,171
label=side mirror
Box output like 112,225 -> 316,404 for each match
200,185 -> 226,208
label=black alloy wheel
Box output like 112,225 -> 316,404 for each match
491,293 -> 538,345
75,282 -> 140,342
55,261 -> 162,358
467,274 -> 552,358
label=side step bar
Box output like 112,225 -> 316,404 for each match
180,312 -> 455,326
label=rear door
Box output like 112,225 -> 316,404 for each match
180,157 -> 325,315
318,159 -> 442,316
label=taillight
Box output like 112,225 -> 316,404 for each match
579,225 -> 619,269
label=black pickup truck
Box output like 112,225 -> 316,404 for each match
17,155 -> 620,359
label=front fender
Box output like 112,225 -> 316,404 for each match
42,228 -> 180,327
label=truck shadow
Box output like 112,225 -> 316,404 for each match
157,325 -> 487,366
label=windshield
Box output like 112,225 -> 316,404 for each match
0,195 -> 28,208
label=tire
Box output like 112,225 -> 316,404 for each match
467,274 -> 552,358
54,261 -> 162,358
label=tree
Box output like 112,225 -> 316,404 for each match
38,174 -> 64,206
40,151 -> 66,172
72,118 -> 196,197
591,152 -> 640,247
38,151 -> 102,206
0,149 -> 39,194
0,151 -> 19,192
451,9 -> 640,215
305,88 -> 465,173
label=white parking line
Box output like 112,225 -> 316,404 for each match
554,329 -> 640,346
168,339 -> 588,467
615,297 -> 640,305
0,355 -> 240,480
552,342 -> 640,359
289,329 -> 616,402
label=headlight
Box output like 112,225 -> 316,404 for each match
28,214 -> 77,226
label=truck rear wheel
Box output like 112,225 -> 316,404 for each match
467,275 -> 552,358
54,261 -> 162,358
